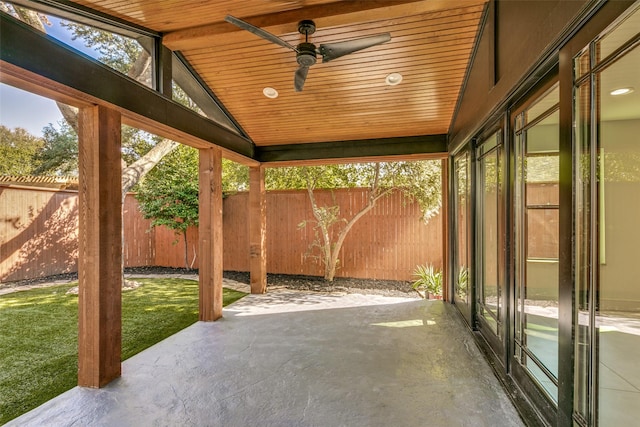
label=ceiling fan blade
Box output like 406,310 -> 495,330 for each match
319,33 -> 391,62
225,15 -> 298,52
294,65 -> 309,92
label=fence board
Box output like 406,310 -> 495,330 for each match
123,196 -> 154,267
1,186 -> 445,283
1,186 -> 78,281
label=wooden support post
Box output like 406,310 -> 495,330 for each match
441,158 -> 450,302
199,147 -> 223,320
77,105 -> 122,388
249,166 -> 267,294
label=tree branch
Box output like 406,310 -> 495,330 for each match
121,138 -> 179,197
327,186 -> 393,280
306,180 -> 333,278
127,50 -> 152,86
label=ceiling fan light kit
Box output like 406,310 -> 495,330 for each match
385,73 -> 403,86
262,87 -> 279,99
225,15 -> 391,92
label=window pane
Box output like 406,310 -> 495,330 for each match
477,133 -> 502,337
3,3 -> 153,87
482,150 -> 499,324
515,85 -> 559,403
575,49 -> 590,81
526,180 -> 559,206
455,152 -> 470,304
597,5 -> 640,63
524,354 -> 558,402
526,210 -> 558,259
573,79 -> 592,424
526,86 -> 560,124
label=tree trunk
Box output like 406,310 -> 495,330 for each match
305,163 -> 393,282
305,185 -> 332,279
121,139 -> 179,198
56,103 -> 79,132
183,229 -> 189,270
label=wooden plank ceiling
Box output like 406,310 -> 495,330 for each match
70,0 -> 487,147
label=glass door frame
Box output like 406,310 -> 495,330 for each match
450,144 -> 475,327
508,75 -> 561,426
561,2 -> 640,425
474,123 -> 508,363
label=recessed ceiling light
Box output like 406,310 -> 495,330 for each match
385,73 -> 403,86
610,87 -> 634,96
263,87 -> 279,98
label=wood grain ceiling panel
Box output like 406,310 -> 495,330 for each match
70,0 -> 342,32
69,0 -> 486,147
185,5 -> 484,145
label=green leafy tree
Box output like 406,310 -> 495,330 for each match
267,163 -> 357,190
222,159 -> 249,193
120,126 -> 158,165
136,145 -> 199,269
60,21 -> 150,82
2,3 -> 178,198
34,121 -> 78,176
0,126 -> 44,175
266,161 -> 441,281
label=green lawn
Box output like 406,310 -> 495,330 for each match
0,278 -> 246,425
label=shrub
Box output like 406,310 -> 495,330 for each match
412,264 -> 443,297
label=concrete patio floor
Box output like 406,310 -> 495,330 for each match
8,290 -> 524,427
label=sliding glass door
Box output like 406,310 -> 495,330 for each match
476,131 -> 505,355
573,5 -> 640,426
513,84 -> 560,404
453,150 -> 472,324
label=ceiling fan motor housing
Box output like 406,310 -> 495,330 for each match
298,20 -> 316,35
296,42 -> 317,66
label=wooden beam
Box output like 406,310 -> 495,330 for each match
261,153 -> 447,168
256,134 -> 448,164
77,105 -> 122,388
249,166 -> 267,294
198,147 -> 223,321
163,0 -> 485,51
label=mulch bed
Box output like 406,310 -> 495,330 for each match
2,267 -> 420,299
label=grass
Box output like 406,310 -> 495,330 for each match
0,278 -> 246,425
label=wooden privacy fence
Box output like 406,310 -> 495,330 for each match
0,186 -> 79,281
1,185 -> 443,283
222,189 -> 442,280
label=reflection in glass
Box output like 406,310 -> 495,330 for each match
477,133 -> 502,337
515,87 -> 559,403
573,5 -> 640,423
2,3 -> 153,88
454,152 -> 470,304
597,6 -> 640,62
574,79 -> 592,424
596,44 -> 640,427
173,82 -> 205,114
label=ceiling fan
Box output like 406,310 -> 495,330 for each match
225,15 -> 391,92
